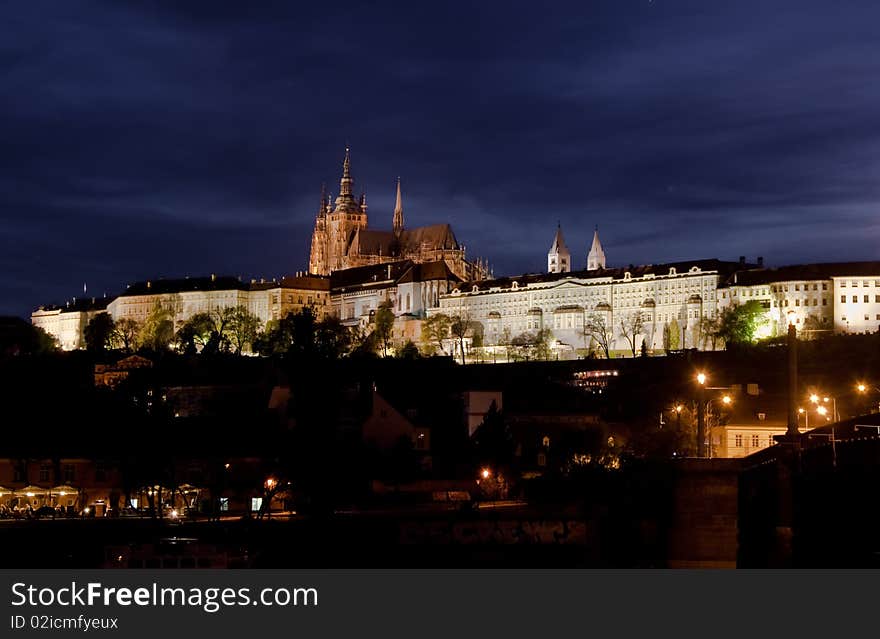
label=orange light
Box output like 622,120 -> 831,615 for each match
480,468 -> 491,480
857,383 -> 867,393
722,395 -> 732,405
697,373 -> 707,385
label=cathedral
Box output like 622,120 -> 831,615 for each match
308,148 -> 490,281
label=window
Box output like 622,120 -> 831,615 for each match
219,498 -> 229,512
734,435 -> 743,447
63,464 -> 75,482
39,464 -> 51,483
865,295 -> 870,303
95,462 -> 106,482
250,497 -> 263,512
866,315 -> 870,321
853,296 -> 858,303
841,281 -> 847,287
823,298 -> 827,306
841,296 -> 847,303
795,299 -> 800,307
876,295 -> 880,303
751,434 -> 760,448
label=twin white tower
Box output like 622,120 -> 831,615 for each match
547,225 -> 606,274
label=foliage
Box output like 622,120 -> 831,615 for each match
450,314 -> 470,364
111,318 -> 141,352
421,313 -> 451,356
664,319 -> 681,351
176,312 -> 215,355
584,313 -> 612,358
697,316 -> 721,350
470,401 -> 515,472
718,300 -> 768,346
84,312 -> 115,353
226,307 -> 262,355
618,311 -> 645,357
253,308 -> 353,360
396,340 -> 421,360
373,301 -> 395,357
138,299 -> 177,351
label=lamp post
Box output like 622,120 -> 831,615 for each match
696,373 -> 707,457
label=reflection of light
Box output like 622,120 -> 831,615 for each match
170,509 -> 179,519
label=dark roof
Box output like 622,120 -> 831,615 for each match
722,262 -> 880,287
459,259 -> 754,290
34,297 -> 113,313
348,224 -> 460,257
121,276 -> 248,296
399,224 -> 459,251
397,260 -> 462,284
329,260 -> 413,290
250,275 -> 329,292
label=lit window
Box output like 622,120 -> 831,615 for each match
751,434 -> 760,447
734,435 -> 742,447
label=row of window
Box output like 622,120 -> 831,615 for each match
732,434 -> 771,448
841,295 -> 880,304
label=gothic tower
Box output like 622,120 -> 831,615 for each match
393,177 -> 404,235
547,223 -> 571,273
322,147 -> 368,273
587,226 -> 606,270
308,184 -> 330,275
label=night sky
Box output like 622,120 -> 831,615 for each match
3,1 -> 880,318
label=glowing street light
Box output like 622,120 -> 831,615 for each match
480,468 -> 491,480
697,373 -> 707,385
722,395 -> 732,405
810,394 -> 819,404
857,383 -> 867,393
265,478 -> 277,490
817,405 -> 828,417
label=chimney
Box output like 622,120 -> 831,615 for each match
757,256 -> 764,267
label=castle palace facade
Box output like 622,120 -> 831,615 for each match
308,148 -> 490,281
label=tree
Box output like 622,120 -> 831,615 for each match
315,316 -> 352,359
618,312 -> 645,357
227,307 -> 262,355
498,326 -> 512,361
111,318 -> 141,352
373,302 -> 395,357
450,313 -> 471,364
640,340 -> 648,357
534,328 -> 553,360
84,312 -> 115,353
664,319 -> 681,351
698,315 -> 721,350
396,340 -> 421,360
584,313 -> 612,359
718,301 -> 767,346
421,313 -> 451,356
471,401 -> 515,473
139,300 -> 176,351
175,313 -> 214,354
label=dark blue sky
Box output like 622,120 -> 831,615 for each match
3,0 -> 880,317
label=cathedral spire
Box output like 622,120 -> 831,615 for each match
334,146 -> 358,211
587,226 -> 606,270
317,183 -> 327,217
393,176 -> 404,234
